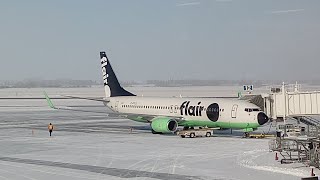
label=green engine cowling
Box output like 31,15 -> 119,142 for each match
150,117 -> 178,133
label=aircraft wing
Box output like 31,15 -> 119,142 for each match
124,114 -> 184,123
44,92 -> 183,122
44,92 -> 109,114
59,95 -> 108,102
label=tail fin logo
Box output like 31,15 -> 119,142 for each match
101,56 -> 109,86
99,51 -> 135,97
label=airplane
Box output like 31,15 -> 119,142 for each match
45,51 -> 269,134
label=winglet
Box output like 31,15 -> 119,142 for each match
44,91 -> 56,109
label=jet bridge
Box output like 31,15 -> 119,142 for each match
242,83 -> 320,128
265,83 -> 320,173
263,83 -> 320,121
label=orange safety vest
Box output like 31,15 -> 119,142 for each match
48,124 -> 54,131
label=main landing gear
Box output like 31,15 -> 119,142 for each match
151,129 -> 163,134
243,132 -> 250,138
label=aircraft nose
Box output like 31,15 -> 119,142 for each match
257,112 -> 269,125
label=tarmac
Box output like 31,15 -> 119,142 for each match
0,87 -> 318,180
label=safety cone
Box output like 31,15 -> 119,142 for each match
275,152 -> 278,161
311,168 -> 315,176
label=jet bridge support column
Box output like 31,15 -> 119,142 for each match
282,82 -> 287,136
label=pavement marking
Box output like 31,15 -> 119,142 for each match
0,156 -> 205,180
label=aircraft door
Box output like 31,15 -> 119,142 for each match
231,104 -> 238,118
115,101 -> 119,112
170,105 -> 173,113
174,105 -> 178,113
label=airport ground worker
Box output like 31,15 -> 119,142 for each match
48,123 -> 54,137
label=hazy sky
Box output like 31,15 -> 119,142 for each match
0,0 -> 319,81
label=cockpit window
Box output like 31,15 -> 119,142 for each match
245,108 -> 260,112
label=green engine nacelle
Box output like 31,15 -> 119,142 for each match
151,117 -> 178,133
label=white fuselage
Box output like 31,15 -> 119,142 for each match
97,51 -> 267,130
105,96 -> 262,126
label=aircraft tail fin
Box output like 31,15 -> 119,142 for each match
100,52 -> 135,97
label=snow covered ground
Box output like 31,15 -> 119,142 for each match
0,87 -> 318,179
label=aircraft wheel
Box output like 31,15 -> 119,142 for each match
152,129 -> 158,134
243,132 -> 249,138
206,132 -> 211,137
190,133 -> 195,138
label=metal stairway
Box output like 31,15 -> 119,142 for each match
294,116 -> 320,126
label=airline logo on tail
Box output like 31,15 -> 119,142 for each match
100,53 -> 109,86
99,51 -> 135,97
